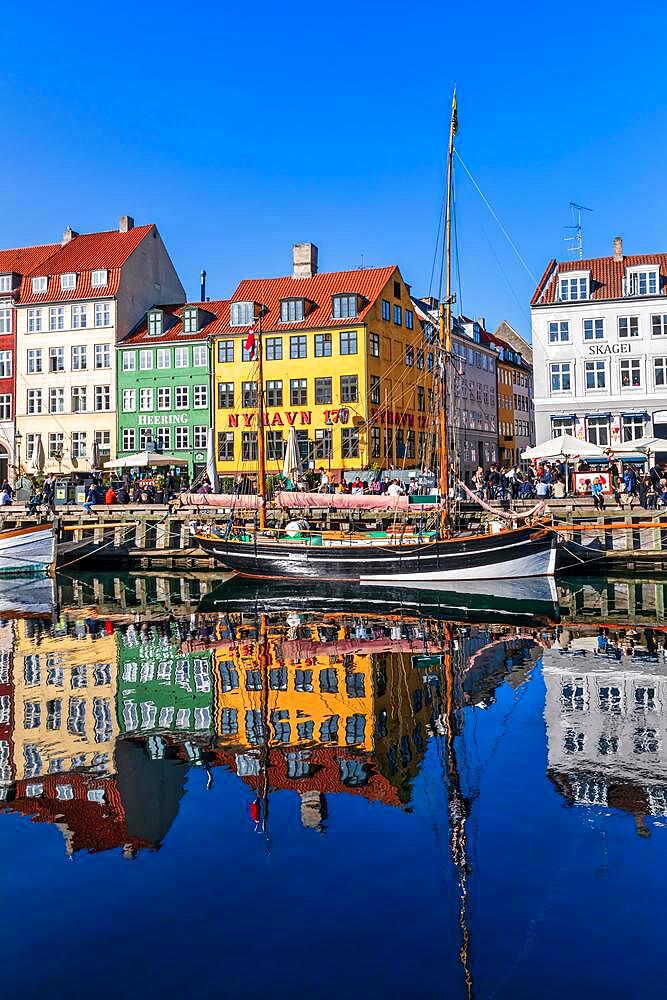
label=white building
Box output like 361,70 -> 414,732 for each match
531,237 -> 667,452
14,217 -> 184,474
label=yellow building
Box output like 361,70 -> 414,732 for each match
9,619 -> 117,781
212,243 -> 433,482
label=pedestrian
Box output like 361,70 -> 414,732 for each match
105,484 -> 118,505
0,485 -> 12,506
591,477 -> 605,511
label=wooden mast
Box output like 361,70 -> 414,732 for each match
256,315 -> 267,529
439,88 -> 457,523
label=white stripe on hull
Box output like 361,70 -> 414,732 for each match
361,541 -> 556,584
0,527 -> 55,575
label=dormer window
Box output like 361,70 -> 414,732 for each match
0,274 -> 12,293
91,269 -> 108,288
559,273 -> 589,301
148,310 -> 163,337
625,267 -> 658,297
32,276 -> 47,294
230,301 -> 255,327
183,306 -> 199,333
60,272 -> 77,290
280,298 -> 305,323
332,294 -> 358,319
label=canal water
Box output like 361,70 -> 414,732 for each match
1,572 -> 666,998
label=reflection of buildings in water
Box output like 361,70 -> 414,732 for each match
461,633 -> 540,709
5,618 -> 117,782
543,646 -> 667,830
0,619 -> 191,856
211,626 -> 438,819
116,624 -> 214,738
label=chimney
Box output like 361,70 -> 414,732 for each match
200,269 -> 207,301
119,215 -> 135,233
62,226 -> 78,245
292,242 -> 318,279
614,236 -> 623,262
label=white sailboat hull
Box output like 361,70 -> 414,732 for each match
0,524 -> 56,576
360,537 -> 557,584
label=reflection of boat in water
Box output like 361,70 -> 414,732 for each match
198,573 -> 560,627
0,573 -> 55,618
0,523 -> 56,576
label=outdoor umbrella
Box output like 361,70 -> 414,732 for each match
30,434 -> 45,474
521,433 -> 607,461
625,434 -> 667,454
104,450 -> 189,469
282,426 -> 304,483
90,439 -> 101,470
206,427 -> 218,491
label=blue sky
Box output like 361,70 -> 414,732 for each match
1,0 -> 665,338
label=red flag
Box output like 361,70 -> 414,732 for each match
244,328 -> 256,358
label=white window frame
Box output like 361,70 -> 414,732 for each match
550,362 -> 572,393
94,385 -> 111,411
49,306 -> 65,331
72,305 -> 87,329
139,388 -> 153,411
0,275 -> 12,293
122,428 -> 136,451
193,384 -> 207,408
60,272 -> 77,290
94,301 -> 110,327
0,307 -> 10,335
157,386 -> 171,410
0,351 -> 11,378
193,425 -> 207,448
156,348 -> 171,369
192,344 -> 207,367
71,345 -> 87,371
71,431 -> 87,459
558,273 -> 589,301
94,343 -> 110,369
122,351 -> 136,371
625,266 -> 659,297
584,359 -> 606,390
31,276 -> 47,294
620,357 -> 642,390
174,425 -> 189,449
583,318 -> 604,341
651,314 -> 667,337
27,308 -> 43,333
175,386 -> 189,409
174,347 -> 188,368
230,301 -> 254,326
91,269 -> 108,287
122,388 -> 136,412
654,356 -> 667,388
618,316 -> 639,339
139,349 -> 153,371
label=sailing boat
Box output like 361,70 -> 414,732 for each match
195,92 -> 556,584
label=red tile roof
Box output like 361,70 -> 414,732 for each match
531,252 -> 667,306
0,243 -> 59,283
120,299 -> 230,345
227,265 -> 398,333
18,225 -> 154,305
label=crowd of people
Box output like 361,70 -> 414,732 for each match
469,460 -> 667,510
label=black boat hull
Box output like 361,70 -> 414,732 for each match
195,524 -> 557,582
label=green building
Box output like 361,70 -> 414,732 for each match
116,624 -> 214,737
116,300 -> 229,478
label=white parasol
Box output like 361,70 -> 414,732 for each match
282,426 -> 304,483
104,450 -> 189,469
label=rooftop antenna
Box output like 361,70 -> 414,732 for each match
360,252 -> 365,270
564,201 -> 593,258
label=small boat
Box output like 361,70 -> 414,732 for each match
0,522 -> 57,576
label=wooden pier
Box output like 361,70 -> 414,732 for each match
3,498 -> 667,572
